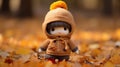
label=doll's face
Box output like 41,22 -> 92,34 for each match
50,27 -> 69,35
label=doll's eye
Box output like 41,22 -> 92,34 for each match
64,27 -> 67,30
51,28 -> 55,31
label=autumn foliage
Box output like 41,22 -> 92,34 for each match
0,18 -> 120,67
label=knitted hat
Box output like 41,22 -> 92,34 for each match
42,0 -> 76,39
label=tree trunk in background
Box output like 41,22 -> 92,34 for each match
117,0 -> 120,14
102,0 -> 112,16
65,0 -> 80,10
1,0 -> 11,14
71,0 -> 80,10
17,0 -> 33,18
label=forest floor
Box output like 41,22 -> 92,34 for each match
0,17 -> 120,67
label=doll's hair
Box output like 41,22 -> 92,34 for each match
46,21 -> 71,34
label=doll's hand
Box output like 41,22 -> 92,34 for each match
38,48 -> 43,53
38,48 -> 45,59
75,50 -> 80,54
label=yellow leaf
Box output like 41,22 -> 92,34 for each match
82,63 -> 93,67
110,53 -> 120,64
91,49 -> 102,57
103,61 -> 114,67
15,47 -> 32,55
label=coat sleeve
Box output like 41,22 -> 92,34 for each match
68,40 -> 78,52
39,39 -> 50,51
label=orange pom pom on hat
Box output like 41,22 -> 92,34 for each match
42,0 -> 76,39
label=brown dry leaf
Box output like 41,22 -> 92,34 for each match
38,61 -> 45,67
70,54 -> 88,63
110,53 -> 120,64
19,55 -> 31,63
82,63 -> 93,67
15,47 -> 32,55
13,59 -> 24,67
79,44 -> 89,53
25,55 -> 41,67
110,48 -> 120,64
102,61 -> 114,67
90,48 -> 102,57
72,62 -> 81,67
0,51 -> 9,58
44,61 -> 54,67
58,60 -> 72,67
4,57 -> 14,64
0,61 -> 8,67
28,53 -> 40,62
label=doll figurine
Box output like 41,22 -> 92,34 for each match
38,0 -> 79,63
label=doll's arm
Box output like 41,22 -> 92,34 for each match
39,39 -> 50,52
38,39 -> 50,59
68,40 -> 79,54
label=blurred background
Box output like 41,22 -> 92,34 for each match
0,0 -> 120,48
0,0 -> 120,30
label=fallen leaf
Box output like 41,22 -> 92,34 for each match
103,61 -> 114,67
4,57 -> 14,64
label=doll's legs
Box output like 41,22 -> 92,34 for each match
45,54 -> 69,63
56,55 -> 69,61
